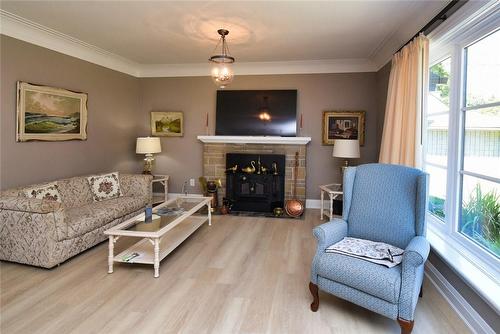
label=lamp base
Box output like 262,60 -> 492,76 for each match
340,159 -> 349,175
143,154 -> 155,174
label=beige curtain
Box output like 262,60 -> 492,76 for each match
379,35 -> 429,167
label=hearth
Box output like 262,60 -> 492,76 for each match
225,153 -> 285,213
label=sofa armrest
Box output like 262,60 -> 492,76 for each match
120,174 -> 153,201
310,218 -> 348,284
398,236 -> 430,321
0,196 -> 62,214
313,218 -> 348,252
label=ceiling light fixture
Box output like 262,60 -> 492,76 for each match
209,29 -> 235,89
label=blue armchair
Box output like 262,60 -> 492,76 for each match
309,163 -> 429,334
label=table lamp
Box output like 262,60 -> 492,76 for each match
136,137 -> 161,174
332,139 -> 360,174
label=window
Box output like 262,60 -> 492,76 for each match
459,30 -> 500,258
424,18 -> 500,268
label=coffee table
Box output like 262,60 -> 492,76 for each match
104,196 -> 212,278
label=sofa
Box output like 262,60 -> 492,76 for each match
0,173 -> 152,268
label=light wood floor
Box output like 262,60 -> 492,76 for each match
1,210 -> 470,334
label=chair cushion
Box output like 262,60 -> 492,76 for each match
65,195 -> 146,239
316,251 -> 401,304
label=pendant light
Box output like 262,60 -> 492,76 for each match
209,29 -> 235,88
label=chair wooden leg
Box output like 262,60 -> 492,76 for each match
397,318 -> 414,334
309,282 -> 319,312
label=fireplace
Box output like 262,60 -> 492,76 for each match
225,153 -> 285,212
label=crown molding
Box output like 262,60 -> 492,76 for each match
0,10 -> 140,76
0,9 -> 376,77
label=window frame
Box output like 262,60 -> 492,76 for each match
425,6 -> 500,283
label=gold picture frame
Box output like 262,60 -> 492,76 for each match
16,81 -> 88,142
151,111 -> 184,137
322,111 -> 365,145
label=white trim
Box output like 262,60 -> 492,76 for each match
305,199 -> 321,209
0,10 -> 140,76
197,136 -> 311,145
427,227 -> 500,312
0,10 -> 377,77
425,262 -> 496,334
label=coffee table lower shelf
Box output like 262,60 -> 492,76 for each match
112,215 -> 208,272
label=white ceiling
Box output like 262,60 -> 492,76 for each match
0,1 -> 450,76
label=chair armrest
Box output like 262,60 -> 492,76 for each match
398,236 -> 430,321
403,236 -> 430,267
310,218 -> 348,284
0,196 -> 62,214
313,218 -> 348,252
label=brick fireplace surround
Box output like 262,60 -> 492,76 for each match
198,136 -> 312,205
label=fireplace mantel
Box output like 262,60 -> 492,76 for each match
197,136 -> 311,145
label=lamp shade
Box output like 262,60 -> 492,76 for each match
332,139 -> 360,158
136,137 -> 161,154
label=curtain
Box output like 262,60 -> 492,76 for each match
379,34 -> 429,167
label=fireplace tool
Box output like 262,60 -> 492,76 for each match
285,152 -> 304,218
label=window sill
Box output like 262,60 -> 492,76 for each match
427,226 -> 500,312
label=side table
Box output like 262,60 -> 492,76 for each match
152,174 -> 169,205
319,183 -> 343,220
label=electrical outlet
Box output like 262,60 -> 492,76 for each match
189,178 -> 195,187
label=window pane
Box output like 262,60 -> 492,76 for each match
429,58 -> 451,111
460,175 -> 500,258
426,114 -> 448,167
463,106 -> 500,179
465,29 -> 500,107
425,165 -> 447,220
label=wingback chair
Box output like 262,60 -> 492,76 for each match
309,163 -> 429,334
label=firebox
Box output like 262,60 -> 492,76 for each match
225,153 -> 285,213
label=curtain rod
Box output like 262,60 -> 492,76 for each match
395,0 -> 468,54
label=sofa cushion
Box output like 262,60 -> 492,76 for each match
65,195 -> 147,239
57,177 -> 94,208
23,182 -> 62,202
316,251 -> 401,304
87,172 -> 122,202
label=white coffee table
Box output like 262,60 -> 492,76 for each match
104,196 -> 212,278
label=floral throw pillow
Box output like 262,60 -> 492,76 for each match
24,182 -> 62,202
87,172 -> 122,202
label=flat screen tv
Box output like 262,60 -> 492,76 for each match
216,90 -> 297,136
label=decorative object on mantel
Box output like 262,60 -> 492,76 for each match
151,111 -> 183,137
209,29 -> 235,88
333,139 -> 360,175
136,137 -> 162,174
242,161 -> 256,174
322,111 -> 365,145
16,81 -> 88,142
285,152 -> 305,218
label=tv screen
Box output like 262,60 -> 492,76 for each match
216,90 -> 297,136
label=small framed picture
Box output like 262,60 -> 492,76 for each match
322,111 -> 365,145
16,81 -> 88,142
151,111 -> 184,137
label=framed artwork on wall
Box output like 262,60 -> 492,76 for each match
151,111 -> 184,137
322,111 -> 366,145
16,81 -> 88,142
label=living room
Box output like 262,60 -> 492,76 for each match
1,1 -> 499,333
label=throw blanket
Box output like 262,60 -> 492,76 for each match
326,237 -> 404,268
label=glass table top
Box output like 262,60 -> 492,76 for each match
125,197 -> 207,233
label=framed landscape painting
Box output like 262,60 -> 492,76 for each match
151,111 -> 184,137
322,111 -> 365,145
16,81 -> 88,142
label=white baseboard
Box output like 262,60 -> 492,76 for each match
424,262 -> 495,334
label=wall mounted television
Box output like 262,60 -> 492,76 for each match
215,90 -> 297,136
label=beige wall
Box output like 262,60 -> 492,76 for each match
1,36 -> 383,199
0,36 -> 145,190
140,73 -> 380,198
